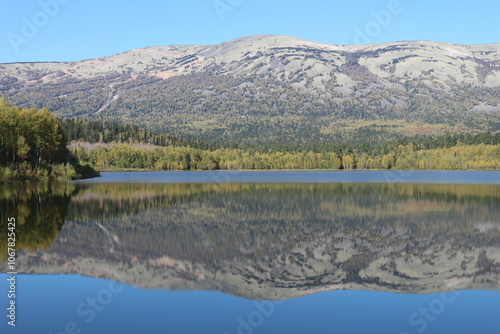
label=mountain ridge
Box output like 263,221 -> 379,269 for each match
9,35 -> 500,63
1,35 -> 500,143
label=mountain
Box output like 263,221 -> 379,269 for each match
1,35 -> 500,143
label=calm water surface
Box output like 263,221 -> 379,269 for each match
76,170 -> 500,184
1,171 -> 499,333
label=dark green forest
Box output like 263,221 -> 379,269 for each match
61,117 -> 500,152
1,99 -> 499,180
63,118 -> 500,171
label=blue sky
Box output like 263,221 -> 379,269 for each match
0,0 -> 499,63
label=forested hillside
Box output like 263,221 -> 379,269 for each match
1,36 -> 500,144
60,118 -> 213,149
60,118 -> 500,171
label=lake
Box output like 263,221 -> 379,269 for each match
1,171 -> 499,334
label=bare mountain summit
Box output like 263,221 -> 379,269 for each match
1,35 -> 499,143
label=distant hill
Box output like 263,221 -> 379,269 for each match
1,35 -> 500,144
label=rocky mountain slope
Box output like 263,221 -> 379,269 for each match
1,35 -> 500,142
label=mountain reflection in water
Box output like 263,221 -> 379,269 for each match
1,182 -> 499,300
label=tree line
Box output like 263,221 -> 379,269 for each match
72,142 -> 499,171
63,117 -> 499,171
61,117 -> 500,153
1,98 -> 498,179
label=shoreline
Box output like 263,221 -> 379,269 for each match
2,168 -> 499,183
96,167 -> 500,172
